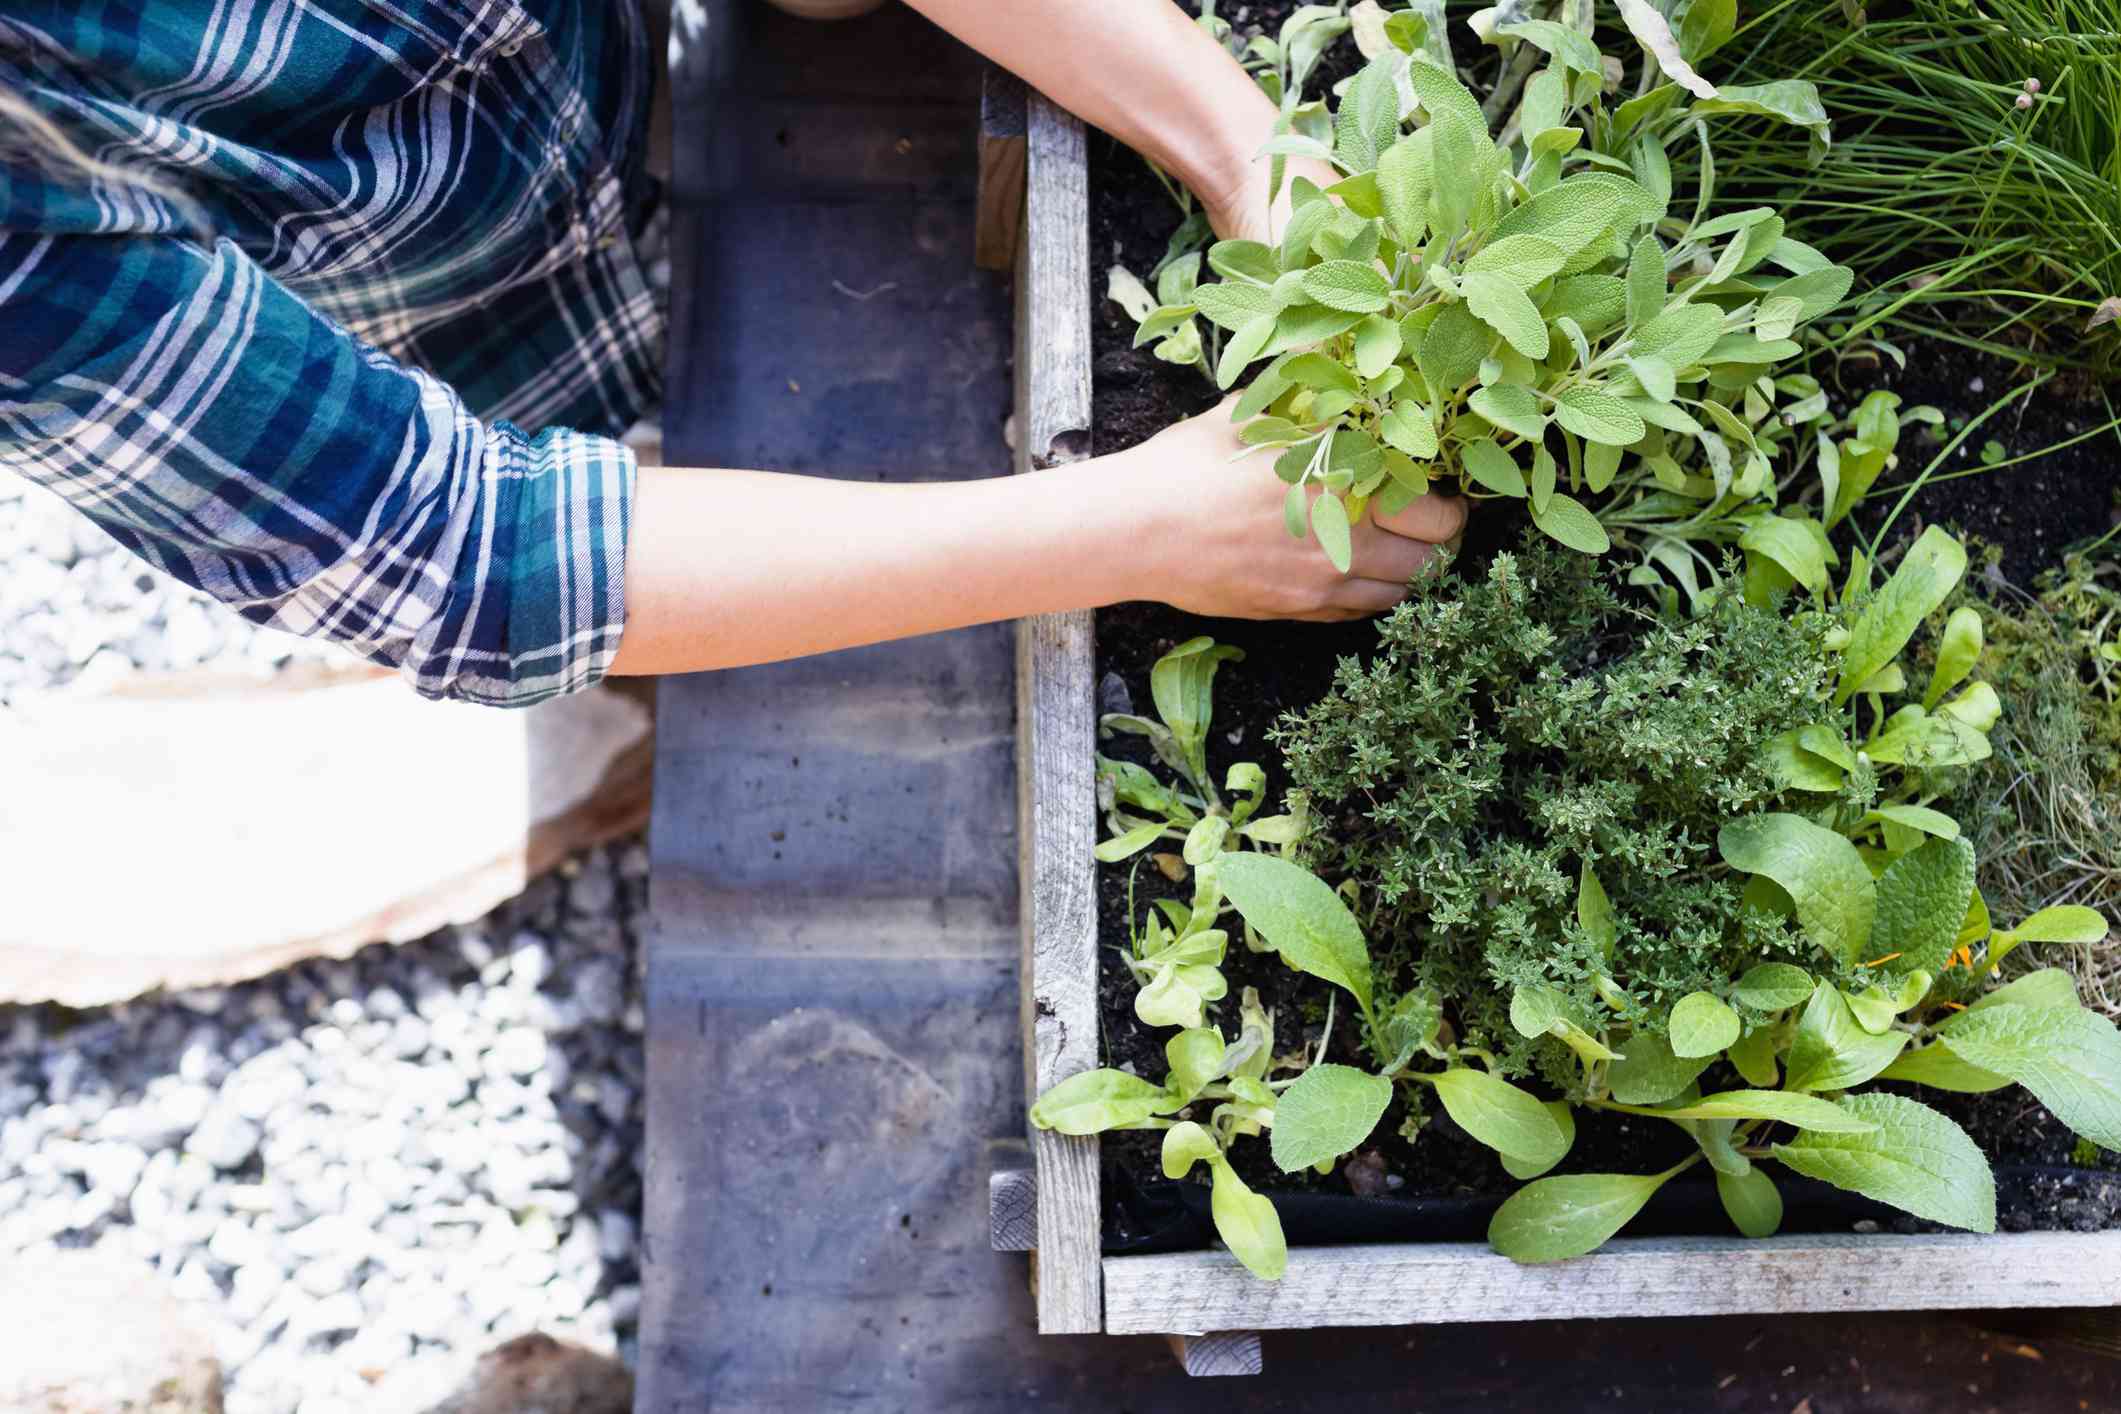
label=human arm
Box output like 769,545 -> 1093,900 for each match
607,408 -> 1465,675
897,0 -> 1333,242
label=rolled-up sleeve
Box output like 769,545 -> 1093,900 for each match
0,231 -> 633,707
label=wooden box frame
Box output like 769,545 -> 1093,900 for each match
1004,93 -> 2121,1349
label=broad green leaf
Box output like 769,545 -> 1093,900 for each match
2007,905 -> 2109,945
1878,1043 -> 2012,1094
1151,637 -> 1242,788
1626,233 -> 1665,328
1519,67 -> 1565,138
1608,1029 -> 1713,1105
1404,59 -> 1494,236
1649,1090 -> 1878,1133
1136,962 -> 1212,1029
1469,384 -> 1547,442
1585,439 -> 1622,494
1502,1101 -> 1577,1181
1614,0 -> 1717,98
1488,1168 -> 1680,1263
1869,837 -> 1976,975
1419,301 -> 1490,393
1334,57 -> 1402,172
1382,986 -> 1442,1056
1377,129 -> 1436,248
1623,355 -> 1677,404
1271,1063 -> 1395,1171
1718,814 -> 1876,966
1466,234 -> 1567,288
1966,967 -> 2079,1013
1680,0 -> 1738,62
1492,174 -> 1654,258
1543,274 -> 1628,334
1030,1069 -> 1173,1134
1774,265 -> 1855,325
1784,983 -> 1908,1092
1353,314 -> 1403,378
1162,1120 -> 1222,1178
1846,984 -> 1897,1035
1182,815 -> 1229,866
1763,728 -> 1843,792
1094,822 -> 1167,863
1463,271 -> 1550,359
1497,19 -> 1603,75
1740,516 -> 1827,593
1867,804 -> 1960,841
1462,437 -> 1527,497
1693,80 -> 1832,155
1217,853 -> 1372,1011
1509,984 -> 1618,1063
1937,1005 -> 2121,1150
1632,303 -> 1723,367
1734,962 -> 1813,1012
1266,303 -> 1367,355
1209,239 -> 1281,286
1310,490 -> 1354,572
1166,1028 -> 1228,1101
1209,1158 -> 1288,1279
1380,400 -> 1439,458
1553,388 -> 1645,447
1717,1166 -> 1783,1238
1669,992 -> 1741,1058
1192,280 -> 1281,332
1773,1093 -> 1995,1231
1837,527 -> 1967,704
1302,260 -> 1392,314
1430,1068 -> 1568,1167
1217,312 -> 1276,389
1729,1026 -> 1779,1087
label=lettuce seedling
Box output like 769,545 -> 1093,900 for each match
1096,638 -> 1310,1030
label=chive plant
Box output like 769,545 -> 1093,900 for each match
1715,0 -> 2121,369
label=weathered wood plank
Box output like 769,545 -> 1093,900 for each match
1167,1332 -> 1265,1377
1105,1232 -> 2121,1335
1013,88 -> 1100,1336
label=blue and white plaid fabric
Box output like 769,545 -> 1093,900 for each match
0,0 -> 661,705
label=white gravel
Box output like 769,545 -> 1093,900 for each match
0,469 -> 358,703
0,846 -> 650,1413
2,461 -> 655,1411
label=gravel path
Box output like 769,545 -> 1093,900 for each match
2,463 -> 653,1411
0,844 -> 649,1414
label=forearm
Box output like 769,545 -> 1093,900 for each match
902,0 -> 1274,211
608,458 -> 1154,674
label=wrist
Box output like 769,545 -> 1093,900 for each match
1062,446 -> 1170,610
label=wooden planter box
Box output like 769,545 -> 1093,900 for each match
996,88 -> 2121,1367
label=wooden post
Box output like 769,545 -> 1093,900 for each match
988,1140 -> 1037,1253
1012,89 -> 1100,1336
974,68 -> 1027,272
1167,1332 -> 1265,1377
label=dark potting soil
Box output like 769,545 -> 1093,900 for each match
1840,341 -> 2121,586
1081,11 -> 2121,1245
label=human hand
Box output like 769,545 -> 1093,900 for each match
1110,400 -> 1467,622
1196,100 -> 1342,246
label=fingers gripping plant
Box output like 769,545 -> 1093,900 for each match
1128,7 -> 1855,592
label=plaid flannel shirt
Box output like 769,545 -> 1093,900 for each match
0,0 -> 661,706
